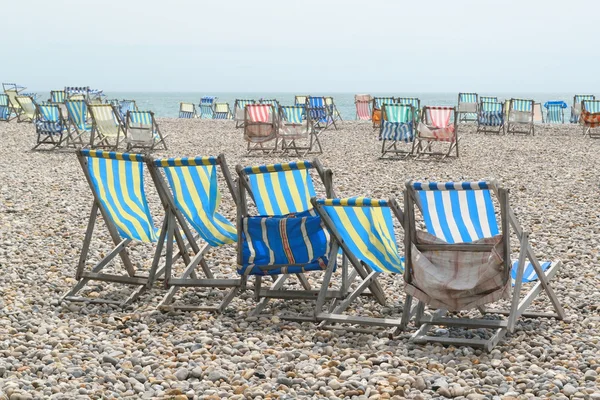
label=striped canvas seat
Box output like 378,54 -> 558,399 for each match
307,96 -> 328,123
480,96 -> 498,103
571,95 -> 595,123
200,96 -> 216,119
234,99 -> 255,126
213,102 -> 231,119
0,94 -> 10,121
50,90 -> 66,104
281,105 -> 304,124
380,104 -> 414,142
458,93 -> 478,122
15,95 -> 36,123
244,104 -> 278,148
397,97 -> 420,120
279,105 -> 309,142
35,103 -> 64,134
66,100 -> 92,131
507,99 -> 535,135
543,101 -> 567,124
355,94 -> 372,120
89,104 -> 125,150
126,111 -> 167,151
179,102 -> 196,118
419,106 -> 455,141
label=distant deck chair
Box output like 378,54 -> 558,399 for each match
33,103 -> 67,150
457,93 -> 479,123
179,102 -> 197,118
0,94 -> 10,121
544,101 -> 567,124
294,95 -> 308,106
480,96 -> 498,103
372,97 -> 396,128
580,100 -> 600,138
379,103 -> 416,159
506,98 -> 535,135
125,111 -> 167,152
354,94 -> 372,120
15,95 -> 37,123
397,97 -> 421,121
65,100 -> 92,148
50,90 -> 66,104
199,96 -> 216,119
244,104 -> 279,155
308,96 -> 335,131
3,83 -> 25,119
279,105 -> 317,156
213,102 -> 232,119
62,150 -> 168,306
325,96 -> 343,123
570,94 -> 595,123
234,99 -> 256,127
89,104 -> 126,150
416,106 -> 459,159
477,101 -> 505,134
118,100 -> 138,123
260,98 -> 280,109
236,160 -> 349,318
401,180 -> 565,351
146,154 -> 241,312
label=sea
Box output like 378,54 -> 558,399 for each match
33,92 -> 580,120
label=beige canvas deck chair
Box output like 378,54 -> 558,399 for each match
146,155 -> 241,312
401,180 -> 565,351
580,100 -> 600,138
457,93 -> 479,123
3,83 -> 25,120
125,111 -> 168,152
15,95 -> 36,123
89,104 -> 126,150
179,102 -> 197,118
506,99 -> 535,135
243,104 -> 279,155
279,105 -> 321,156
416,106 -> 459,159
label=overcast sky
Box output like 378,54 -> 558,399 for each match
1,0 -> 594,93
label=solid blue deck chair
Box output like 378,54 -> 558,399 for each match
477,101 -> 504,134
372,97 -> 396,128
544,101 -> 567,124
457,93 -> 479,123
199,96 -> 216,119
380,103 -> 416,158
179,102 -> 197,118
33,103 -> 67,150
507,98 -> 535,135
65,100 -> 92,147
570,94 -> 595,123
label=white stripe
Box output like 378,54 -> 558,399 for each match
425,192 -> 447,242
243,218 -> 255,266
458,190 -> 478,240
441,191 -> 462,243
261,218 -> 274,265
474,191 -> 492,238
300,216 -> 313,261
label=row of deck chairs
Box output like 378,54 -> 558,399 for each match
65,150 -> 565,351
178,97 -> 233,119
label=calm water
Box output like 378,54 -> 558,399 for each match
35,92 -> 580,119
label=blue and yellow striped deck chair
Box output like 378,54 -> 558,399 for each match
380,103 -> 416,159
312,197 -> 403,329
477,101 -> 505,134
179,102 -> 197,119
15,95 -> 36,123
199,96 -> 216,119
457,93 -> 479,123
33,103 -> 67,150
507,98 -> 535,135
213,102 -> 232,119
50,90 -> 66,104
65,100 -> 92,147
89,103 -> 126,150
125,111 -> 167,152
544,101 -> 567,124
3,83 -> 25,119
62,150 -> 169,307
294,95 -> 308,106
402,180 -> 565,351
372,97 -> 396,129
0,94 -> 10,121
571,94 -> 595,123
236,160 -> 348,318
234,99 -> 255,127
147,154 -> 241,312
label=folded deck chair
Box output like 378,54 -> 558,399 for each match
260,99 -> 279,109
244,104 -> 279,155
354,94 -> 372,120
506,98 -> 535,135
146,154 -> 241,312
480,96 -> 499,103
372,97 -> 396,129
379,103 -> 416,159
570,94 -> 595,123
234,99 -> 256,127
213,102 -> 232,120
307,96 -> 336,131
50,90 -> 66,104
457,93 -> 479,123
62,150 -> 172,307
65,100 -> 92,148
236,160 -> 350,318
416,106 -> 459,159
0,94 -> 10,122
89,104 -> 126,150
401,180 -> 565,351
325,96 -> 343,123
580,100 -> 600,138
544,101 -> 567,124
477,101 -> 505,134
279,105 -> 316,156
33,103 -> 67,150
15,95 -> 36,123
179,102 -> 197,119
118,100 -> 138,123
125,111 -> 167,152
199,96 -> 216,119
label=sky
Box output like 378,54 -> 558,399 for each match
1,0 -> 596,93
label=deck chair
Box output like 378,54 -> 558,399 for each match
416,106 -> 459,159
355,94 -> 372,120
179,102 -> 197,119
325,96 -> 343,123
0,94 -> 10,121
32,103 -> 67,150
372,97 -> 396,129
146,154 -> 241,312
15,95 -> 36,123
234,99 -> 256,127
506,98 -> 535,135
294,95 -> 308,106
244,104 -> 279,155
260,99 -> 280,109
401,180 -> 565,351
118,100 -> 138,123
580,100 -> 600,138
199,96 -> 216,119
379,103 -> 416,159
397,97 -> 421,121
62,150 -> 169,306
50,90 -> 66,104
480,96 -> 498,103
477,101 -> 505,134
570,94 -> 595,123
544,101 -> 567,124
307,96 -> 335,131
213,102 -> 232,119
125,111 -> 167,152
279,105 -> 317,156
89,104 -> 125,150
311,197 -> 402,330
65,87 -> 89,101
3,83 -> 25,119
65,100 -> 92,148
457,93 -> 479,123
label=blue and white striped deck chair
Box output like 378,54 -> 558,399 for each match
234,99 -> 255,127
33,103 -> 67,150
199,96 -> 216,119
0,94 -> 10,121
236,160 -> 347,317
308,96 -> 335,131
570,94 -> 595,123
477,101 -> 505,134
372,97 -> 396,129
179,102 -> 197,119
507,98 -> 535,135
311,197 -> 403,329
457,93 -> 479,123
50,90 -> 66,104
65,100 -> 92,147
379,103 -> 416,159
544,101 -> 567,124
213,102 -> 232,119
118,100 -> 138,123
89,103 -> 126,150
294,95 -> 308,106
480,96 -> 498,103
402,180 -> 565,351
147,154 -> 240,312
279,105 -> 314,156
62,150 -> 169,307
125,111 -> 167,152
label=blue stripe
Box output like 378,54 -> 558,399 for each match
465,190 -> 484,240
448,190 -> 471,243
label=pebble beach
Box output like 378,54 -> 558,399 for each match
0,119 -> 599,399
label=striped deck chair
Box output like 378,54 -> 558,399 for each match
570,94 -> 595,123
477,101 -> 505,134
3,83 -> 25,119
179,102 -> 197,119
401,180 -> 565,351
199,96 -> 216,119
50,90 -> 66,104
507,98 -> 535,135
379,103 -> 416,159
372,97 -> 396,129
62,150 -> 173,307
311,197 -> 402,329
354,94 -> 372,120
308,96 -> 335,131
325,96 -> 343,123
125,111 -> 167,152
213,102 -> 232,119
65,87 -> 89,101
118,100 -> 138,123
580,100 -> 600,138
0,94 -> 10,122
234,99 -> 256,128
33,103 -> 67,150
544,101 -> 567,124
416,106 -> 459,159
279,105 -> 315,156
244,104 -> 279,155
146,154 -> 241,312
15,95 -> 36,123
294,95 -> 308,106
65,100 -> 92,148
457,93 -> 479,123
397,97 -> 421,121
236,160 -> 349,318
89,104 -> 126,150
480,96 -> 499,103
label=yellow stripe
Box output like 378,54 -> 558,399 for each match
269,170 -> 288,215
371,207 -> 402,271
352,208 -> 395,269
333,207 -> 383,270
254,173 -> 274,215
